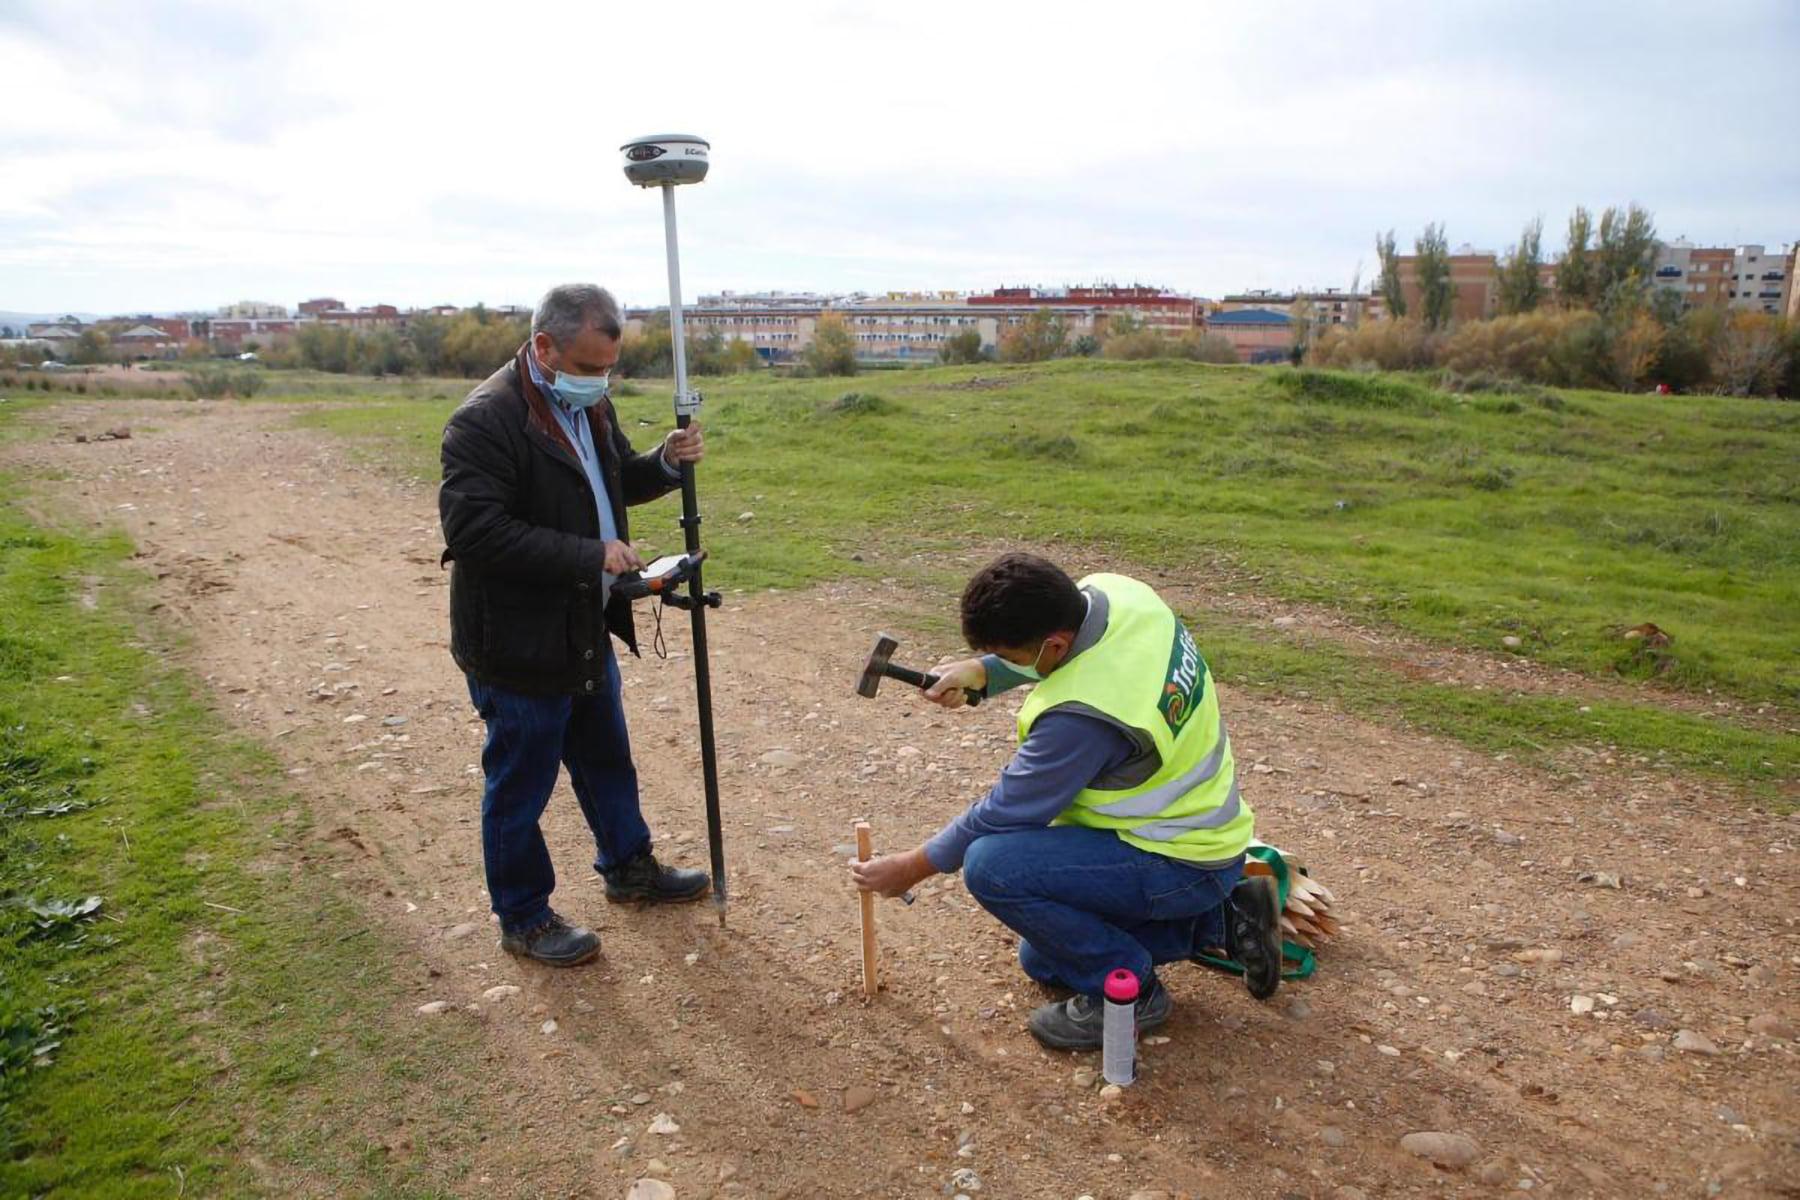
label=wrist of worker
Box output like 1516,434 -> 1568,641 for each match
903,848 -> 940,888
918,840 -> 956,876
659,447 -> 682,480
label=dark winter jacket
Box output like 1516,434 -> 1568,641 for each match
439,346 -> 679,694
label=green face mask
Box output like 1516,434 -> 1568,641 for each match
1011,640 -> 1053,681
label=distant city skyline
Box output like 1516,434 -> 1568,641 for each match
3,0 -> 1796,314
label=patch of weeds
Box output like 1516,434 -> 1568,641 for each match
1270,369 -> 1446,413
0,1001 -> 83,1083
1468,465 -> 1517,491
11,896 -> 106,943
1003,433 -> 1082,461
827,391 -> 898,415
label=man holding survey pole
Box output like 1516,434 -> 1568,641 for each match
439,283 -> 709,967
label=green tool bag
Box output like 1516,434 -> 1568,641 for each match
1194,841 -> 1319,981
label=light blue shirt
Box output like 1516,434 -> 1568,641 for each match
526,346 -> 620,546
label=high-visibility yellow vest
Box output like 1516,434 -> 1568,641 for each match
1018,573 -> 1252,865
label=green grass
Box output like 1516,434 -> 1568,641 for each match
1194,615 -> 1798,801
0,434 -> 481,1193
301,360 -> 1800,709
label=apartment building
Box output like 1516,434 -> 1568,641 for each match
1206,309 -> 1294,363
1726,244 -> 1792,315
1216,289 -> 1375,338
1387,249 -> 1502,323
967,285 -> 1198,331
218,300 -> 288,320
637,296 -> 1102,364
672,304 -> 818,360
301,303 -> 404,330
840,302 -> 1099,361
1650,241 -> 1732,311
1791,247 -> 1800,321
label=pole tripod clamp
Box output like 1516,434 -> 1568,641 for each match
662,590 -> 722,612
674,388 -> 703,420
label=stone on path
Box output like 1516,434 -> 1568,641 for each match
1749,1015 -> 1795,1039
1674,1029 -> 1721,1056
1399,1131 -> 1482,1169
625,1181 -> 675,1200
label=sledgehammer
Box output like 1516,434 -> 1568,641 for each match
856,633 -> 983,708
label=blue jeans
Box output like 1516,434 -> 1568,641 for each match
962,826 -> 1242,998
465,654 -> 652,933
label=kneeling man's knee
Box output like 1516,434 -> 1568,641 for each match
962,835 -> 1013,902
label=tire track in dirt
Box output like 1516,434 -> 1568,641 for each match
11,398 -> 1798,1199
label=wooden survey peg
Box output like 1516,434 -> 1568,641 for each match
855,821 -> 878,996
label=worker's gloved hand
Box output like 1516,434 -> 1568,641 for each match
851,848 -> 938,899
922,658 -> 986,709
603,539 -> 644,575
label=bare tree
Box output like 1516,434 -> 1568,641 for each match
1712,312 -> 1788,396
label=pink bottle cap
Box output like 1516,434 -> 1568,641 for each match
1103,968 -> 1139,1003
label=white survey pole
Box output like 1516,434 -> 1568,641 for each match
620,133 -> 725,925
662,183 -> 693,415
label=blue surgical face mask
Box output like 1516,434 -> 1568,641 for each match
552,371 -> 610,409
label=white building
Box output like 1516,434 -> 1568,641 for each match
1727,245 -> 1792,315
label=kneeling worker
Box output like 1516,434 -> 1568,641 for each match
852,553 -> 1282,1049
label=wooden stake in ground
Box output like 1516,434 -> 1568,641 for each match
856,820 -> 878,997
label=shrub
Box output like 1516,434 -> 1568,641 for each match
998,310 -> 1068,363
1103,330 -> 1239,364
1310,318 -> 1441,371
802,316 -> 857,377
183,368 -> 264,399
938,328 -> 986,365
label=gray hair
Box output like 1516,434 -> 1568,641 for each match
532,283 -> 624,345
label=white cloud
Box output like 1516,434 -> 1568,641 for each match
2,0 -> 1795,312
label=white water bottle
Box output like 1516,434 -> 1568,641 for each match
1101,968 -> 1138,1086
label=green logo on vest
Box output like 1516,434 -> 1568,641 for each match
1160,622 -> 1206,734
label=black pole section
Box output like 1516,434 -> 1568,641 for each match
674,414 -> 728,926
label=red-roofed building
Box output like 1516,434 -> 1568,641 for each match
968,285 -> 1198,331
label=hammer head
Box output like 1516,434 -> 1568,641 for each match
857,633 -> 899,698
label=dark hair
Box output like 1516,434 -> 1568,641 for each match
960,553 -> 1085,650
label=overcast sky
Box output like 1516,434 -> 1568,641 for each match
3,0 -> 1795,315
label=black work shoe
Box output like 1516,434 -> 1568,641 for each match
601,849 -> 710,904
1224,876 -> 1282,1000
500,911 -> 601,967
1027,979 -> 1171,1051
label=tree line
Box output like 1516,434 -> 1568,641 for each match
1356,205 -> 1797,396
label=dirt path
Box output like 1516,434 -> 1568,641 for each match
11,399 -> 1799,1199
